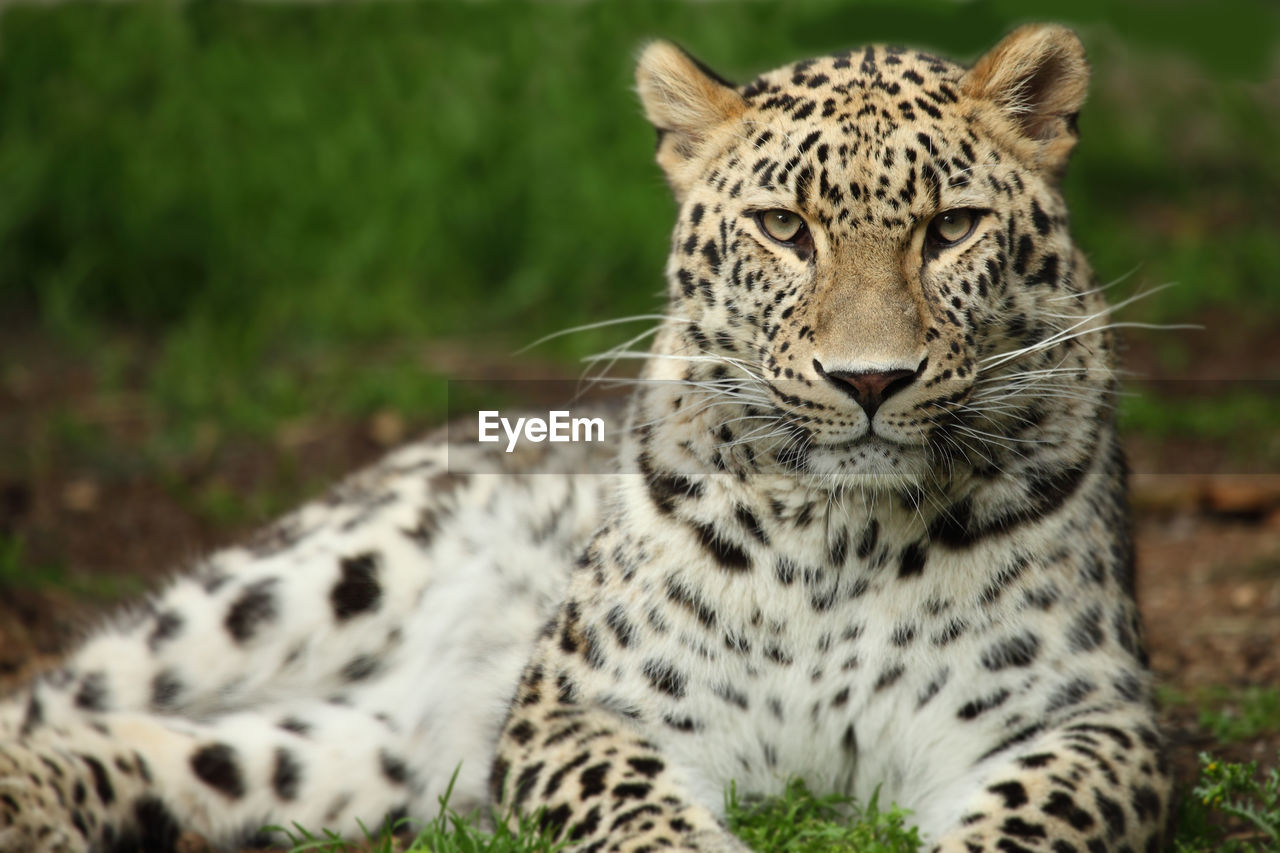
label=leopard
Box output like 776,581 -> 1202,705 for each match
0,23 -> 1172,853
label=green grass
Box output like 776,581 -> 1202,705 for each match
274,802 -> 566,853
728,779 -> 921,852
272,776 -> 918,853
269,761 -> 1280,852
0,1 -> 1277,450
269,766 -> 567,852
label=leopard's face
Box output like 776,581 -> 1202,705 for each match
639,30 -> 1104,489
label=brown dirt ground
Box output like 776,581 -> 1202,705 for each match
0,326 -> 1278,848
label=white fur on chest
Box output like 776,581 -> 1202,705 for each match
570,483 -> 1091,840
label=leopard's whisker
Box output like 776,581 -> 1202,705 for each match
517,314 -> 692,355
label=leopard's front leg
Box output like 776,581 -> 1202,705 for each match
491,634 -> 749,853
927,708 -> 1173,853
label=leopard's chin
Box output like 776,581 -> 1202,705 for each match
802,438 -> 937,493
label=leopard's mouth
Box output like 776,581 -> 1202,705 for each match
810,427 -> 927,452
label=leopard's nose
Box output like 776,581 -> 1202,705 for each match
813,360 -> 918,419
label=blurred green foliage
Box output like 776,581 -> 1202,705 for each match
1162,685 -> 1280,745
0,0 -> 1276,437
1175,752 -> 1280,852
0,533 -> 142,599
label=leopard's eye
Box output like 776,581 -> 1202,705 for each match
926,209 -> 979,247
757,209 -> 807,244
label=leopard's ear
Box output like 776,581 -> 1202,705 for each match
961,24 -> 1089,176
636,41 -> 745,199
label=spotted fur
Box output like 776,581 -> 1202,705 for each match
0,25 -> 1169,853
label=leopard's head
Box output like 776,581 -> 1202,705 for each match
635,25 -> 1113,491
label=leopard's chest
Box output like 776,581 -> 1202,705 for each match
569,510 -> 1089,818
